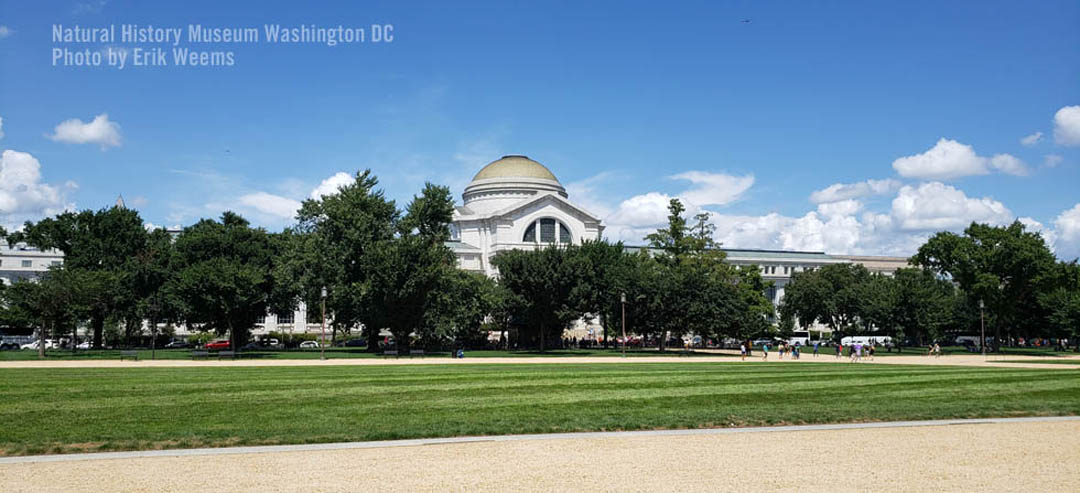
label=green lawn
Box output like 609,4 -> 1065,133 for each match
1,362 -> 1077,456
990,359 -> 1080,365
0,347 -> 723,361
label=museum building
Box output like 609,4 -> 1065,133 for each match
1,155 -> 908,340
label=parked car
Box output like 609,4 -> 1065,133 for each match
344,339 -> 365,347
205,340 -> 230,350
164,341 -> 192,349
76,341 -> 91,349
299,340 -> 320,349
20,339 -> 58,350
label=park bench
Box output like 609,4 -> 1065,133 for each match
679,348 -> 693,356
190,350 -> 209,359
382,349 -> 398,358
120,350 -> 138,361
219,350 -> 236,359
410,349 -> 425,358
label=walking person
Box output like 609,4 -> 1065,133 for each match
813,341 -> 819,357
740,342 -> 747,361
835,343 -> 842,359
762,342 -> 769,360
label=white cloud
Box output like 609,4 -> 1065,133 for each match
0,26 -> 12,39
817,199 -> 862,218
1053,105 -> 1080,146
1043,154 -> 1063,168
809,178 -> 899,204
601,171 -> 753,243
605,192 -> 675,241
236,192 -> 302,220
890,182 -> 1012,231
892,139 -> 985,180
1020,131 -> 1043,146
309,172 -> 353,200
1018,217 -> 1057,253
680,182 -> 1018,256
1054,203 -> 1080,259
988,154 -> 1028,176
891,139 -> 1026,180
671,171 -> 754,207
49,113 -> 122,149
0,150 -> 75,227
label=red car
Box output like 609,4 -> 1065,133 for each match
205,340 -> 230,350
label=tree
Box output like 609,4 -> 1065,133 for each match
645,199 -> 691,261
779,263 -> 872,339
914,221 -> 1057,349
12,206 -> 150,348
2,267 -> 95,357
492,246 -> 585,351
131,228 -> 179,346
573,239 -> 629,347
1040,261 -> 1080,351
166,212 -> 291,349
893,268 -> 956,346
286,170 -> 398,349
424,270 -> 499,348
364,183 -> 458,350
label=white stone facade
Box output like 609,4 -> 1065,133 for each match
449,155 -> 604,276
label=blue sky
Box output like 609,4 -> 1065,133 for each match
1,0 -> 1078,258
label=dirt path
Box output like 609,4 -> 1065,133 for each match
1,352 -> 1077,369
2,420 -> 1076,492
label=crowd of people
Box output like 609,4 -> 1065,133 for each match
738,339 -> 891,363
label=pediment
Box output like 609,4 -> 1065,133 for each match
490,192 -> 602,224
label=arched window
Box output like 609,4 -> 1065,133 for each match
523,218 -> 573,244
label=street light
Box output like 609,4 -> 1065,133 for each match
620,292 -> 627,358
320,287 -> 327,361
979,299 -> 986,359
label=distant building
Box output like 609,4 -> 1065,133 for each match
0,241 -> 64,286
449,155 -> 604,276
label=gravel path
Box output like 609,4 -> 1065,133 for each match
3,420 -> 1076,492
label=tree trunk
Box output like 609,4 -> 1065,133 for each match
539,324 -> 545,353
91,314 -> 105,349
366,326 -> 380,352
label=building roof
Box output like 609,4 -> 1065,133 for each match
445,240 -> 482,253
622,245 -> 839,261
471,155 -> 559,183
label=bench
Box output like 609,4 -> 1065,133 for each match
219,350 -> 236,359
382,350 -> 398,358
679,349 -> 693,356
120,350 -> 138,361
190,350 -> 209,359
410,349 -> 425,358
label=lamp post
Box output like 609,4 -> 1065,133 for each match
320,287 -> 327,361
979,299 -> 986,359
620,292 -> 627,358
150,295 -> 159,361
